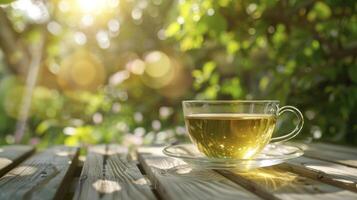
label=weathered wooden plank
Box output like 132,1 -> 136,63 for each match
137,147 -> 261,200
280,156 -> 357,192
304,147 -> 357,168
0,145 -> 35,177
289,142 -> 357,168
74,144 -> 156,200
311,143 -> 357,155
218,166 -> 357,200
0,146 -> 79,200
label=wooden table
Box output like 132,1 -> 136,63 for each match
0,142 -> 356,200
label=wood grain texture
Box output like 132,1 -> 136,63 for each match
74,144 -> 156,200
311,143 -> 357,155
0,145 -> 35,177
0,146 -> 79,200
218,166 -> 357,200
289,142 -> 357,168
137,147 -> 261,200
280,156 -> 357,192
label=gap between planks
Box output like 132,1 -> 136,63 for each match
140,143 -> 357,200
73,144 -> 157,200
137,146 -> 262,200
64,156 -> 85,200
216,142 -> 357,200
0,145 -> 79,200
279,156 -> 357,193
0,145 -> 35,177
135,159 -> 163,200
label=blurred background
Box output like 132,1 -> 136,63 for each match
0,0 -> 356,148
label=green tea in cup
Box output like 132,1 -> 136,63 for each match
183,101 -> 303,159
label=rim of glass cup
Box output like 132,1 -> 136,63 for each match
183,100 -> 280,103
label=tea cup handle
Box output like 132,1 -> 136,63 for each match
270,106 -> 304,143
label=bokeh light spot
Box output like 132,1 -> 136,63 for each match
145,52 -> 170,77
58,50 -> 106,91
126,59 -> 145,75
96,30 -> 110,49
71,60 -> 96,86
74,32 -> 87,45
108,19 -> 120,33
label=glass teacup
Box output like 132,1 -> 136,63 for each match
183,100 -> 303,159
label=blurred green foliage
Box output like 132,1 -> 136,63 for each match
166,0 -> 357,144
0,0 -> 356,147
0,0 -> 15,5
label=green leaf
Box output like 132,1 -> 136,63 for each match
259,76 -> 270,91
203,85 -> 219,99
312,40 -> 320,49
222,78 -> 242,98
25,29 -> 42,44
35,120 -> 57,135
348,65 -> 357,83
314,2 -> 331,19
307,2 -> 331,21
201,12 -> 227,37
218,0 -> 231,7
166,22 -> 180,37
209,73 -> 219,85
285,60 -> 296,75
180,35 -> 203,50
192,62 -> 217,89
272,24 -> 286,45
303,47 -> 313,57
0,0 -> 16,5
227,40 -> 239,54
203,61 -> 216,77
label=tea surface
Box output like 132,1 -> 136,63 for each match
185,113 -> 276,159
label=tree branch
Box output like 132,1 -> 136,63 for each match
0,8 -> 30,75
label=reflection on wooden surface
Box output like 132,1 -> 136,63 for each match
222,166 -> 357,199
232,167 -> 297,191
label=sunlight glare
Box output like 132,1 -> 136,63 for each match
5,166 -> 37,177
77,0 -> 108,14
58,0 -> 70,12
12,0 -> 49,23
234,168 -> 297,191
81,15 -> 94,27
176,167 -> 192,174
92,179 -> 121,193
109,0 -> 120,8
56,151 -> 73,156
0,157 -> 12,166
132,178 -> 148,185
242,147 -> 259,159
89,146 -> 127,155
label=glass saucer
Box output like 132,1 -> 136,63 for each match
163,143 -> 303,170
